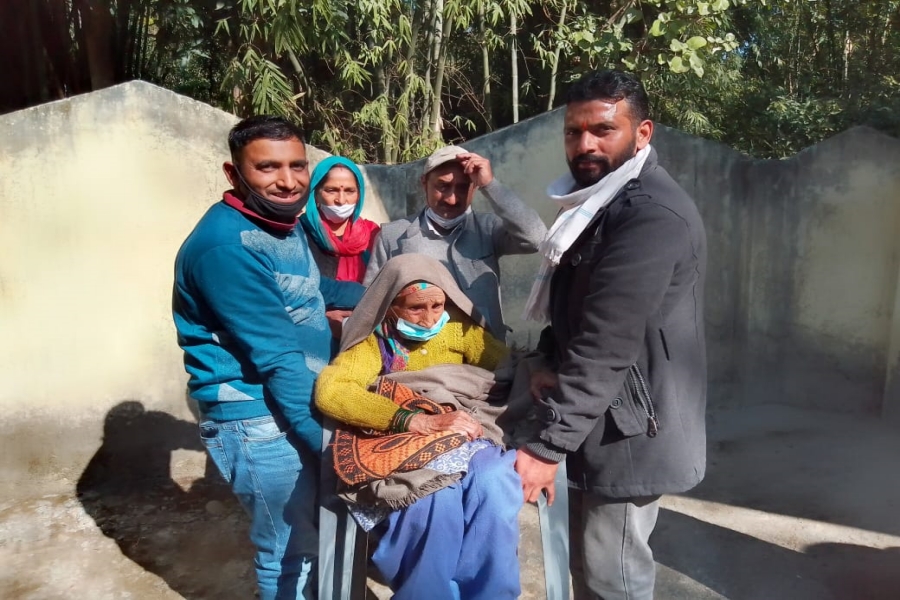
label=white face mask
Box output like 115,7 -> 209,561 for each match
425,207 -> 470,231
319,202 -> 357,224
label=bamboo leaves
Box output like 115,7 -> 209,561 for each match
10,0 -> 896,163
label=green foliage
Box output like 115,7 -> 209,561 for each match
713,0 -> 900,157
538,0 -> 750,81
6,0 -> 899,160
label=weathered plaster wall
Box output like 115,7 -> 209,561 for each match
739,133 -> 900,414
3,81 -> 900,492
0,82 -> 387,494
365,115 -> 753,400
364,110 -> 569,350
364,113 -> 900,417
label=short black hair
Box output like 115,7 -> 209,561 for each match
565,70 -> 650,124
228,115 -> 305,160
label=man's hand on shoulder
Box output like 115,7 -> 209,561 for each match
456,152 -> 494,188
515,447 -> 560,505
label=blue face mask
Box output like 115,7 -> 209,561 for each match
395,310 -> 450,342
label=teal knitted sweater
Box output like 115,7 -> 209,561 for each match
173,200 -> 363,453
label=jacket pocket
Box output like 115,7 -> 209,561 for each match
609,388 -> 647,437
609,365 -> 660,438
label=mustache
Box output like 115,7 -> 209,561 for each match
571,154 -> 611,168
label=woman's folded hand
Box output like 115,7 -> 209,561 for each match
408,410 -> 483,440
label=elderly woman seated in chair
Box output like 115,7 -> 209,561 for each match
315,253 -> 523,600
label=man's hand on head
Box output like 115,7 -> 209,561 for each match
456,153 -> 494,188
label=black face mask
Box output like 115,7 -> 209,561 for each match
235,168 -> 306,224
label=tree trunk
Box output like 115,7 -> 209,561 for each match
375,52 -> 393,163
27,0 -> 50,103
400,5 -> 424,157
430,9 -> 453,140
868,0 -> 896,76
39,0 -> 78,99
135,5 -> 151,79
547,0 -> 569,111
809,16 -> 822,96
78,0 -> 116,90
423,0 -> 441,101
842,29 -> 852,95
384,64 -> 395,163
881,1 -> 899,49
478,1 -> 494,130
823,0 -> 839,86
511,9 -> 519,123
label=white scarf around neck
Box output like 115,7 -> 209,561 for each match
522,145 -> 652,322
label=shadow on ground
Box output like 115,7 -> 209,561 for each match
653,509 -> 900,600
694,405 -> 900,537
5,402 -> 893,599
75,400 -> 255,599
648,404 -> 900,600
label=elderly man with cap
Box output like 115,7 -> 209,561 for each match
363,147 -> 547,342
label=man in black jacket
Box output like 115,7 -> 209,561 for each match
515,70 -> 708,600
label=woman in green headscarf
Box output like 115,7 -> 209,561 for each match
300,156 -> 380,283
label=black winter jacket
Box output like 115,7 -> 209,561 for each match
528,148 -> 708,498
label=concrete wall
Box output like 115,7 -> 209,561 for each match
0,82 -> 387,495
365,114 -> 900,417
364,109 -> 570,351
740,133 -> 900,415
3,81 -> 900,493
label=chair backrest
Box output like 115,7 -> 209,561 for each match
319,419 -> 365,600
538,460 -> 571,599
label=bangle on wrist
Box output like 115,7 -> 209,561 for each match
389,408 -> 423,434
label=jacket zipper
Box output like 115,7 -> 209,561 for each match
628,364 -> 659,437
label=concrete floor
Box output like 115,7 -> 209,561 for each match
1,404 -> 898,599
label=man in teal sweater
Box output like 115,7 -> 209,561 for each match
173,116 -> 362,599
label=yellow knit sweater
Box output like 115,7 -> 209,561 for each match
315,310 -> 508,431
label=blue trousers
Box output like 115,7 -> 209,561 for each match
372,445 -> 523,600
200,415 -> 318,600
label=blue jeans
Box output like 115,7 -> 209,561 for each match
200,415 -> 318,600
372,445 -> 523,600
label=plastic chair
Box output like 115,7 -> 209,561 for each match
319,421 -> 366,599
319,423 -> 571,600
537,459 -> 571,600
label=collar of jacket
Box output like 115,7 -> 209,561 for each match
640,146 -> 659,176
572,146 -> 661,236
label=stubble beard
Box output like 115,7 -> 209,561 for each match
567,138 -> 638,189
